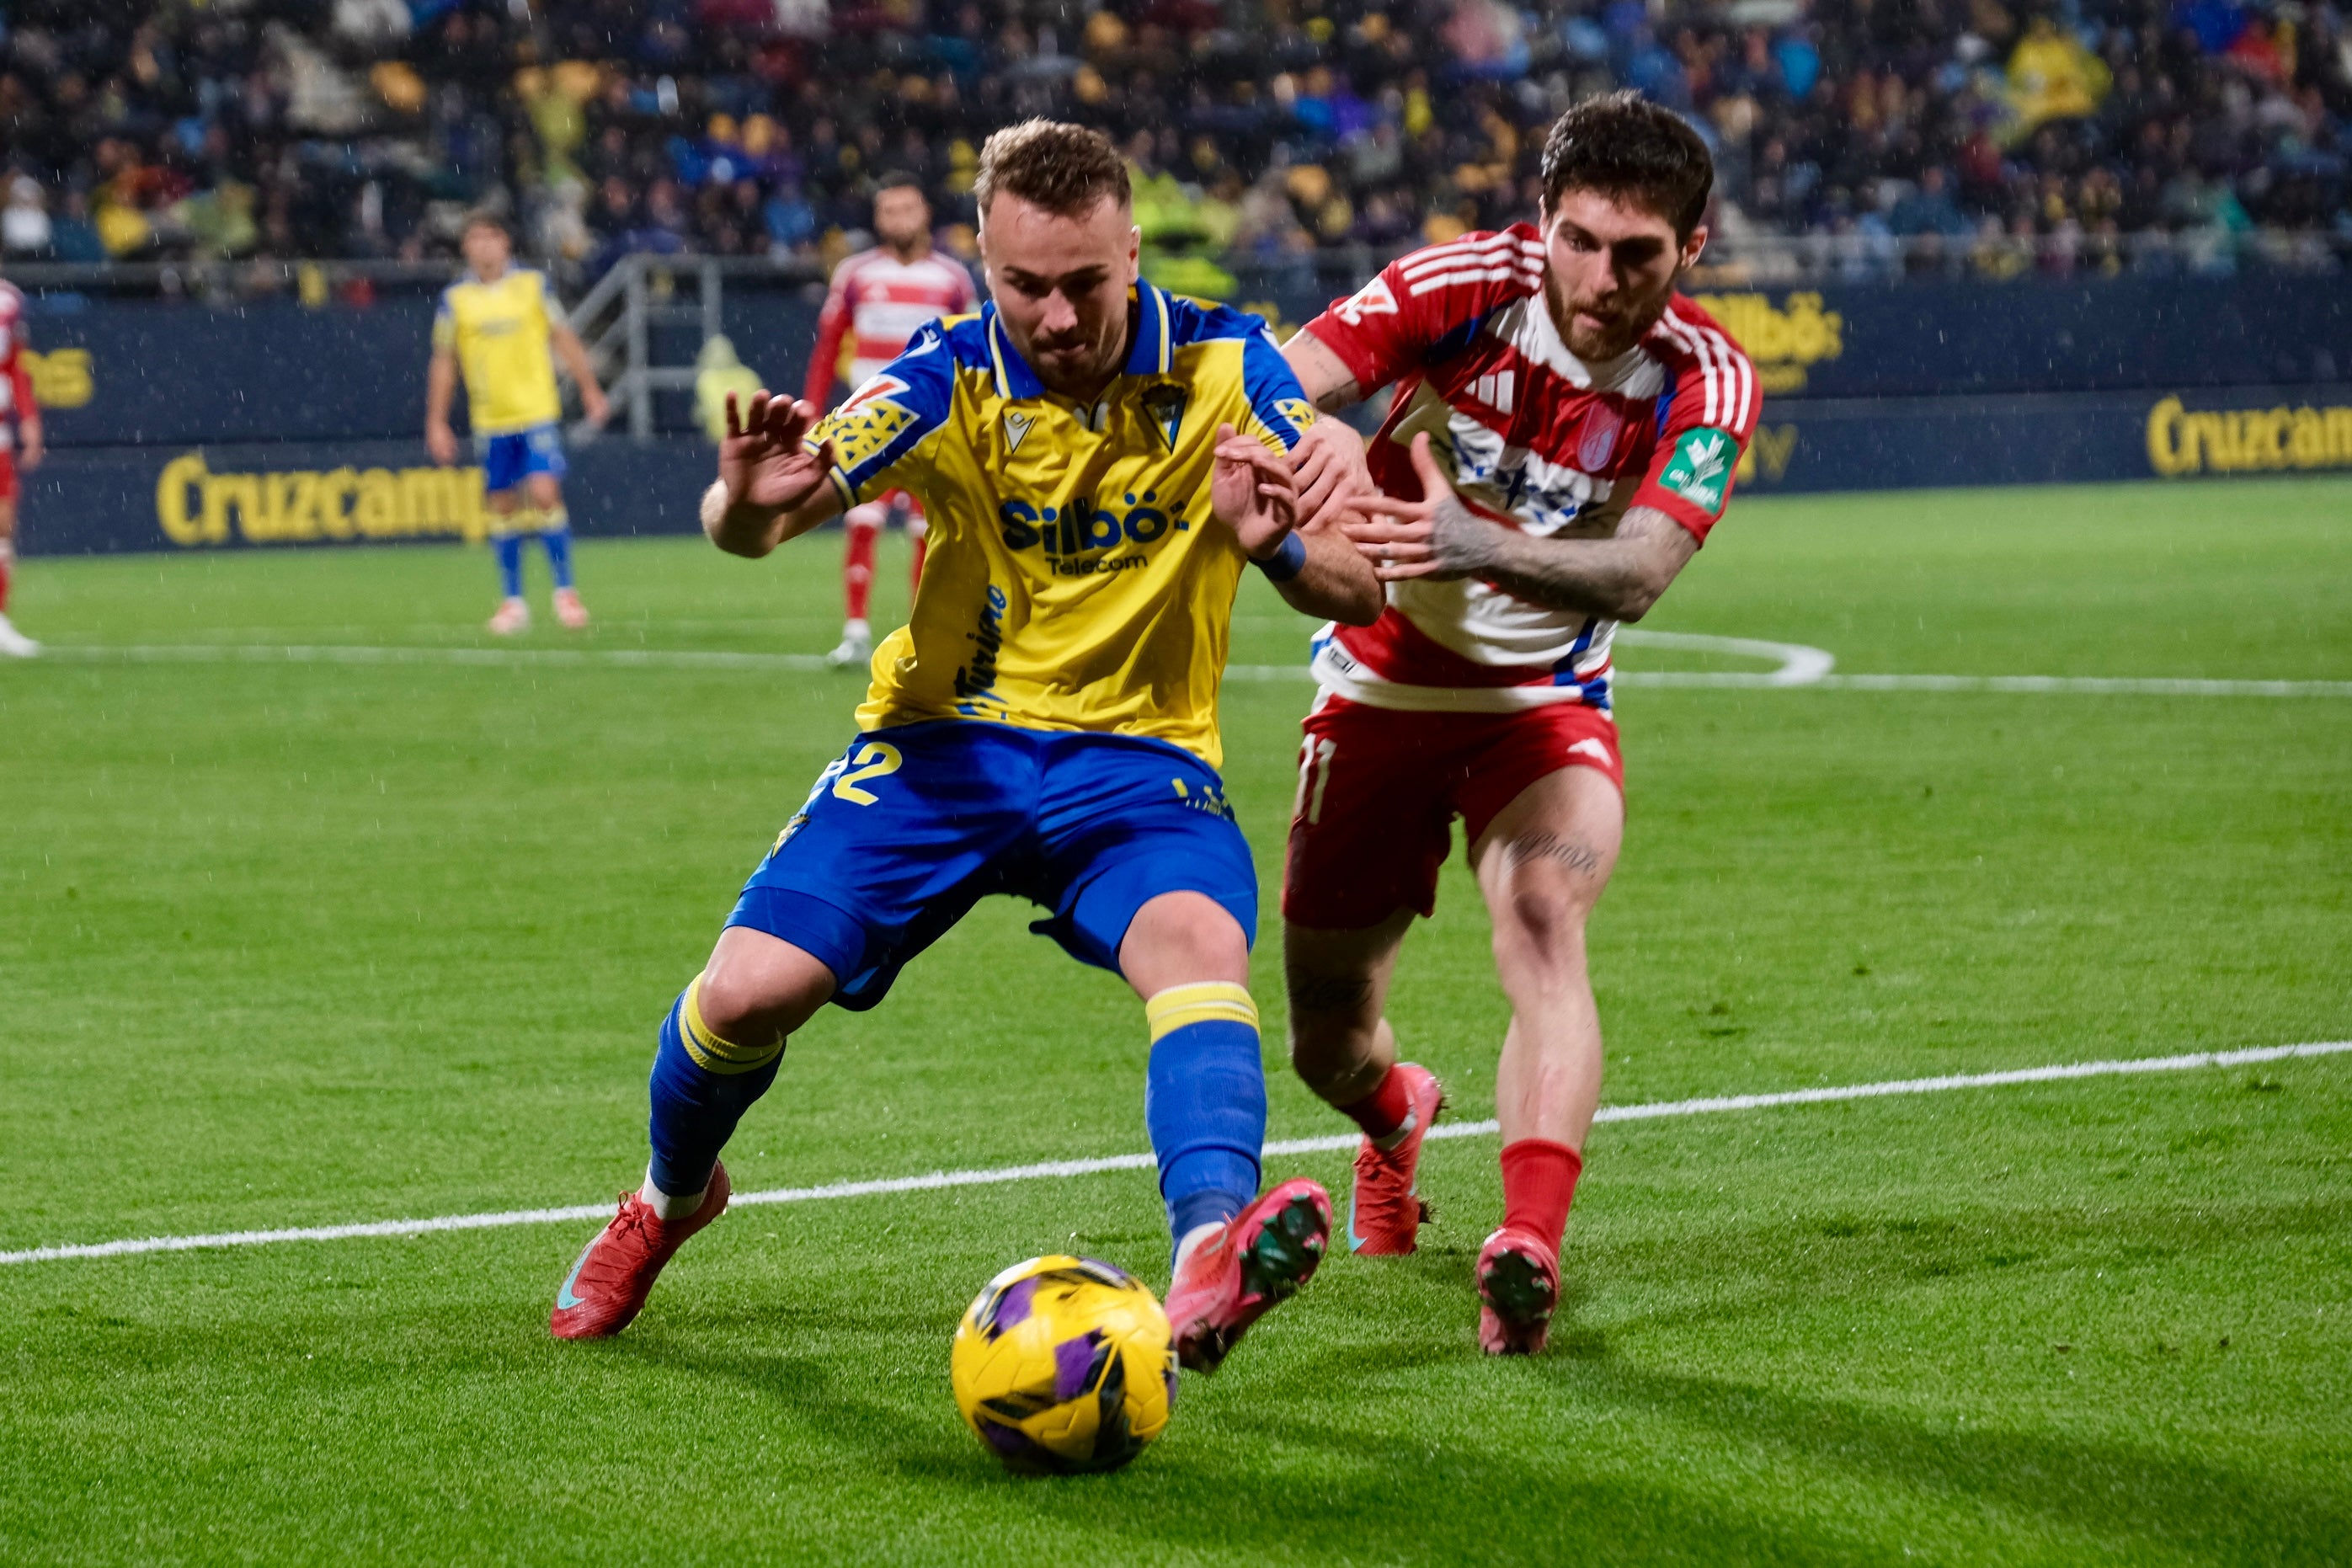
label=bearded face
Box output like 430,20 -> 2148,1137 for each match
1537,189 -> 1706,362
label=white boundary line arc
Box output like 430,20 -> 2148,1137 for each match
33,642 -> 2352,697
3,1039 -> 2344,1269
1614,627 -> 1835,685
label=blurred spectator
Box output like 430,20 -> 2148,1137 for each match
3,176 -> 52,259
0,0 -> 2339,287
694,333 -> 764,441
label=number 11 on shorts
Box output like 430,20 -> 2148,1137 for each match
1296,737 -> 1336,825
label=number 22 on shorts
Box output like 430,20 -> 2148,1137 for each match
831,742 -> 903,805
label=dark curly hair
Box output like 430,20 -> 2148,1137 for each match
1539,92 -> 1714,240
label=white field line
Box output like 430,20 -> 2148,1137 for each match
4,1039 -> 2344,1269
34,641 -> 2352,697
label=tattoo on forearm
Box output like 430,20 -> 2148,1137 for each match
1424,492 -> 1505,579
1287,973 -> 1375,1014
1314,380 -> 1363,413
1505,832 -> 1606,874
1443,504 -> 1695,619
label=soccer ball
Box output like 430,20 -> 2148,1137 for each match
951,1254 -> 1178,1475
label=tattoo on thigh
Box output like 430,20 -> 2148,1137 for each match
1288,973 -> 1374,1014
1506,831 -> 1605,875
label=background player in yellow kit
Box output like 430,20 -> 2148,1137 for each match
549,121 -> 1383,1380
425,211 -> 610,634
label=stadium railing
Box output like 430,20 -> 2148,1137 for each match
7,227 -> 2344,309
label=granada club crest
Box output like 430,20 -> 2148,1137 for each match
1140,384 -> 1187,453
1576,403 -> 1624,472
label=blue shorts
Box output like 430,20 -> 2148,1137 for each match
727,722 -> 1258,1011
478,423 -> 567,496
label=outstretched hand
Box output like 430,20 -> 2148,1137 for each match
1341,431 -> 1496,583
1288,416 -> 1372,533
1210,422 -> 1299,559
719,389 -> 836,516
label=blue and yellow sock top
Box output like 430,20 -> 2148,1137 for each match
677,973 -> 785,1074
1144,981 -> 1259,1043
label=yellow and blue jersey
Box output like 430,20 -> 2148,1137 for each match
433,268 -> 563,435
808,280 -> 1316,770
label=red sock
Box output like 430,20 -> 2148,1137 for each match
843,521 -> 877,621
909,531 -> 927,594
1499,1139 -> 1582,1253
1337,1064 -> 1412,1140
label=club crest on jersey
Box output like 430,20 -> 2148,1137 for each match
1002,408 -> 1034,456
1576,405 -> 1624,472
1139,384 -> 1187,453
1660,425 -> 1736,515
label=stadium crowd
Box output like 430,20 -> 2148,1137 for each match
1,0 -> 2348,282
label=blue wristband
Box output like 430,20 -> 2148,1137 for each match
1252,531 -> 1308,583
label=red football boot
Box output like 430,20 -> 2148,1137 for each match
549,1162 -> 732,1341
1164,1177 -> 1331,1374
1346,1063 -> 1445,1256
1475,1224 -> 1560,1356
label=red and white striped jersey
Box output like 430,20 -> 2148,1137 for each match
803,248 -> 978,405
1300,224 -> 1759,714
0,281 -> 29,454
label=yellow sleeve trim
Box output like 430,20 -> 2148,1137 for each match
681,973 -> 785,1074
1144,981 -> 1260,1043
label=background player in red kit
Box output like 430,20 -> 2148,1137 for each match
803,174 -> 978,668
0,271 -> 43,658
1275,93 -> 1758,1353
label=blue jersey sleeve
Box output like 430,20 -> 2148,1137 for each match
1237,321 -> 1314,451
1171,299 -> 1315,452
807,318 -> 957,508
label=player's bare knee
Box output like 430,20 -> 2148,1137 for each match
1283,976 -> 1375,1078
690,968 -> 783,1052
1121,893 -> 1249,993
1491,886 -> 1592,973
698,935 -> 833,1048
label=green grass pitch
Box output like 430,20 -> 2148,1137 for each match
3,478 -> 2349,1565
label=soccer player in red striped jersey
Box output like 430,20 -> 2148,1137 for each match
0,271 -> 42,658
1273,93 -> 1759,1353
803,175 -> 979,668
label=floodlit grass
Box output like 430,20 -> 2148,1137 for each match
3,479 -> 2348,1564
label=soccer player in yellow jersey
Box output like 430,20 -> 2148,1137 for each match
425,211 -> 609,634
552,122 -> 1384,1382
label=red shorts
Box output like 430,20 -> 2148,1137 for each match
1282,695 -> 1624,930
847,490 -> 925,528
0,452 -> 16,504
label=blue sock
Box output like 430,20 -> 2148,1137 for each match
493,532 -> 525,599
540,511 -> 575,589
646,976 -> 784,1197
1143,983 -> 1266,1261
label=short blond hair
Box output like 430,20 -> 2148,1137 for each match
973,119 -> 1130,220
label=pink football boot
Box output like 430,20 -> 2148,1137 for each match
1164,1178 -> 1331,1374
1475,1224 -> 1560,1356
1346,1063 -> 1445,1256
